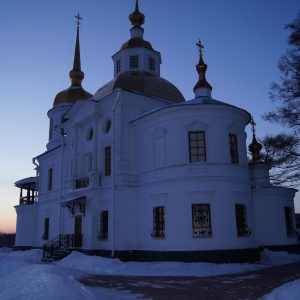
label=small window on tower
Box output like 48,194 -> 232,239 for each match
148,57 -> 155,71
130,55 -> 138,69
116,59 -> 121,73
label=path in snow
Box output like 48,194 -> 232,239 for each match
78,261 -> 300,299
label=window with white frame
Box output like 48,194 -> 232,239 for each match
189,131 -> 206,162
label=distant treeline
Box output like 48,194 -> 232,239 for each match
0,233 -> 15,247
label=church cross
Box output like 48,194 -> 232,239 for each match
75,12 -> 82,27
196,39 -> 204,56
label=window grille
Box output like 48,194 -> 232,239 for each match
152,206 -> 165,238
192,204 -> 212,237
235,204 -> 249,236
229,134 -> 239,164
105,146 -> 111,176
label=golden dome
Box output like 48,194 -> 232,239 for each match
193,40 -> 212,92
53,86 -> 93,106
94,71 -> 185,103
121,38 -> 153,50
129,0 -> 145,26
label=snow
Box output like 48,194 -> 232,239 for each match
0,247 -> 300,299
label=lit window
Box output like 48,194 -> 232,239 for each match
105,146 -> 111,176
192,204 -> 212,238
48,168 -> 53,191
189,131 -> 206,162
148,57 -> 155,71
130,55 -> 138,68
235,204 -> 250,236
284,206 -> 294,236
152,206 -> 165,238
229,134 -> 239,164
99,210 -> 108,240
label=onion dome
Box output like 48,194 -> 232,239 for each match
248,117 -> 263,163
53,14 -> 92,107
94,71 -> 185,103
193,40 -> 213,98
129,0 -> 145,26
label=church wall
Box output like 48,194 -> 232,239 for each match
14,205 -> 35,247
253,188 -> 297,246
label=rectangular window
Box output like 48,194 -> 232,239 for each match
189,131 -> 206,162
152,206 -> 165,238
192,204 -> 212,238
130,55 -> 138,69
284,206 -> 294,236
100,210 -> 109,240
43,218 -> 49,240
105,146 -> 111,176
148,57 -> 155,71
235,204 -> 249,236
116,59 -> 121,73
229,134 -> 239,164
48,168 -> 53,191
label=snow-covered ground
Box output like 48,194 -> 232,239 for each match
0,247 -> 300,299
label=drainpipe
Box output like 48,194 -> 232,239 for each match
111,89 -> 121,258
32,157 -> 39,247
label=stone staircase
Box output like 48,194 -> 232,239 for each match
42,234 -> 75,263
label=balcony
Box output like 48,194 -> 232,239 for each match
75,177 -> 89,189
15,177 -> 38,205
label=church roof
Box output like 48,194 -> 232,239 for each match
53,14 -> 92,107
94,71 -> 184,103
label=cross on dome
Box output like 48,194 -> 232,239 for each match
196,39 -> 204,57
75,12 -> 82,28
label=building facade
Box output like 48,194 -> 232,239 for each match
14,2 -> 298,262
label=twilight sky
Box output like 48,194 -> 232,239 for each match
1,0 -> 299,233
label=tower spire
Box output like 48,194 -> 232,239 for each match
193,39 -> 212,98
69,13 -> 84,86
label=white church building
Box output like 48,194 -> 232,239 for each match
14,2 -> 298,262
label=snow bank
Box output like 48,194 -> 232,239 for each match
0,248 -> 300,299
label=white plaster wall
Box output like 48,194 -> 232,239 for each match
253,187 -> 297,246
14,205 -> 35,246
